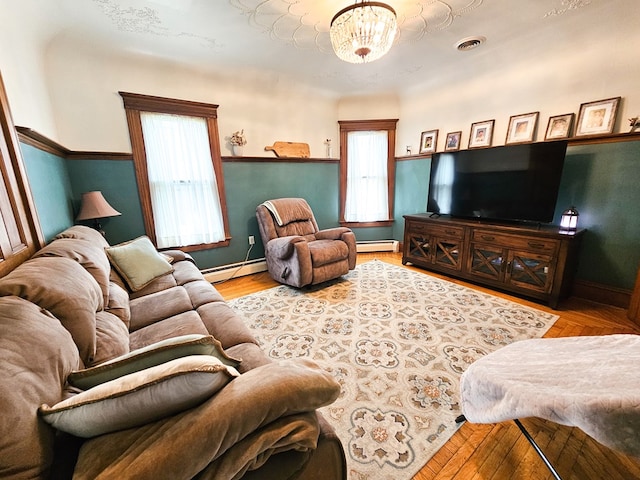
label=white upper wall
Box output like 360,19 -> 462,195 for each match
396,16 -> 640,154
0,3 -> 60,139
42,36 -> 339,156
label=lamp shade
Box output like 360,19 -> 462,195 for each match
330,1 -> 398,64
76,191 -> 121,221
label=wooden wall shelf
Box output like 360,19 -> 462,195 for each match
395,131 -> 640,160
18,125 -> 639,163
222,156 -> 339,163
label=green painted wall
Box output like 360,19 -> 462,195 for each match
193,161 -> 341,268
554,140 -> 640,289
19,143 -> 74,241
394,158 -> 431,240
21,139 -> 640,290
65,159 -> 145,245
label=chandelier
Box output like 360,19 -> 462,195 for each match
329,1 -> 398,64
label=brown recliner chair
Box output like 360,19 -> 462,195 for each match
256,198 -> 357,288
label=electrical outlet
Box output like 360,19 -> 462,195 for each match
248,235 -> 255,245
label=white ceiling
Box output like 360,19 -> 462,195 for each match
7,0 -> 639,96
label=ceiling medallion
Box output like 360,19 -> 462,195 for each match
230,0 -> 485,53
91,0 -> 221,49
330,2 -> 398,63
544,0 -> 592,17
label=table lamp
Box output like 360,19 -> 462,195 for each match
76,191 -> 121,235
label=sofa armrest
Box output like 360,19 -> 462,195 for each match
315,229 -> 356,270
161,249 -> 194,264
314,227 -> 352,241
74,359 -> 340,480
266,236 -> 306,260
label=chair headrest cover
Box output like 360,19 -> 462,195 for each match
261,198 -> 313,227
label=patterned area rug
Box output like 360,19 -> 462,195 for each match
228,260 -> 558,479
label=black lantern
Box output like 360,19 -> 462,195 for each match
560,206 -> 579,234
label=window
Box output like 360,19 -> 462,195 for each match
338,119 -> 398,227
120,92 -> 230,251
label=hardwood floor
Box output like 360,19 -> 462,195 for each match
213,252 -> 640,480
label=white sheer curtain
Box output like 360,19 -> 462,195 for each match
140,112 -> 225,248
344,130 -> 389,222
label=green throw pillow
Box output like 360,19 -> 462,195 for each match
105,236 -> 173,291
69,334 -> 241,390
39,355 -> 240,438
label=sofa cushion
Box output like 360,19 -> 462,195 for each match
69,334 -> 240,390
197,302 -> 260,349
55,224 -> 110,249
105,236 -> 173,292
172,259 -> 208,286
33,238 -> 111,305
129,286 -> 194,332
183,279 -> 225,309
92,311 -> 130,366
39,355 -> 240,438
106,281 -> 131,328
129,312 -> 211,351
0,296 -> 80,479
308,239 -> 348,267
0,256 -> 102,365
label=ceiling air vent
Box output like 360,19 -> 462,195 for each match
455,36 -> 486,51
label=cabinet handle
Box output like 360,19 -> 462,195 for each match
445,229 -> 458,236
528,242 -> 545,249
481,235 -> 495,241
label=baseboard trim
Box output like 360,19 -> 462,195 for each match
202,258 -> 267,283
202,240 -> 401,283
572,279 -> 631,309
356,240 -> 399,253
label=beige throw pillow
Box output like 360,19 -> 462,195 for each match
105,236 -> 173,291
69,334 -> 240,390
39,355 -> 240,438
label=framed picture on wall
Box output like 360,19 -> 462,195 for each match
419,129 -> 438,154
575,97 -> 620,136
444,131 -> 462,151
545,113 -> 574,140
468,120 -> 494,148
506,112 -> 539,144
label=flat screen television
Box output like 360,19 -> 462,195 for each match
427,141 -> 568,224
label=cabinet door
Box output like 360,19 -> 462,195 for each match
468,243 -> 506,281
433,237 -> 463,271
506,250 -> 554,294
406,233 -> 432,263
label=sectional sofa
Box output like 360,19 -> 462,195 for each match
0,225 -> 345,479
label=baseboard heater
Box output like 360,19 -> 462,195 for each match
356,240 -> 399,253
202,240 -> 399,283
202,258 -> 267,283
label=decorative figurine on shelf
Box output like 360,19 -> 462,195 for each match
629,117 -> 640,133
230,129 -> 247,156
324,138 -> 332,158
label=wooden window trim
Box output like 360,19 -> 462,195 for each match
338,119 -> 398,226
0,72 -> 43,277
120,92 -> 230,250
